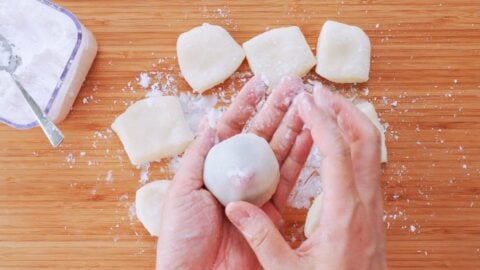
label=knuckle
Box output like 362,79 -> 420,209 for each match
335,139 -> 352,160
273,99 -> 290,114
250,227 -> 270,250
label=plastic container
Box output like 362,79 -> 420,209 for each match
0,0 -> 97,129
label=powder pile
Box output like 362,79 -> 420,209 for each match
287,146 -> 323,208
0,0 -> 77,125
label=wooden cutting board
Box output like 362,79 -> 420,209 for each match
1,0 -> 479,269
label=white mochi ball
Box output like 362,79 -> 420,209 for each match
203,133 -> 280,206
135,180 -> 171,237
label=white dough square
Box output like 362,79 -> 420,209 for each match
355,102 -> 387,163
111,96 -> 194,165
136,180 -> 171,237
177,23 -> 245,94
316,20 -> 371,83
243,26 -> 316,89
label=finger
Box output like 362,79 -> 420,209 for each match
248,75 -> 303,141
217,75 -> 267,141
313,86 -> 381,203
169,119 -> 216,196
226,201 -> 298,269
269,96 -> 304,165
297,93 -> 358,208
261,201 -> 282,228
313,85 -> 381,160
272,129 -> 313,211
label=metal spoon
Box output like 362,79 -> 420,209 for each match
0,34 -> 64,147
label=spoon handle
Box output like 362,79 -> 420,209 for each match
12,77 -> 64,147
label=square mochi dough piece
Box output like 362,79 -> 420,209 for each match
177,23 -> 245,94
355,102 -> 387,163
316,20 -> 371,83
243,26 -> 316,89
136,180 -> 171,237
111,96 -> 194,166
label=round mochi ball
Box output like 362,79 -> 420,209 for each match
203,133 -> 280,206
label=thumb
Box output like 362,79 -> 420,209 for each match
226,201 -> 297,269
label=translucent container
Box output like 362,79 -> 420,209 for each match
0,0 -> 97,129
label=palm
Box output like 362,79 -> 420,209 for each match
156,76 -> 311,269
158,188 -> 261,269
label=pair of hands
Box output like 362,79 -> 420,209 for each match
156,75 -> 386,269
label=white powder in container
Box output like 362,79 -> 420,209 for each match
0,0 -> 97,129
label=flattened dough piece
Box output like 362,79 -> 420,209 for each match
304,192 -> 323,238
112,96 -> 194,165
177,23 -> 245,93
316,20 -> 371,83
243,26 -> 316,89
135,180 -> 171,237
355,101 -> 388,163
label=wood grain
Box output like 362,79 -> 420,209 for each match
1,0 -> 479,269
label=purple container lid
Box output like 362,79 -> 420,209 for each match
0,0 -> 83,129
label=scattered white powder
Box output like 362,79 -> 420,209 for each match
65,152 -> 75,168
138,163 -> 150,185
200,6 -> 238,30
361,87 -> 369,96
168,155 -> 181,174
128,203 -> 136,222
206,108 -> 223,129
287,146 -> 324,209
137,72 -> 151,88
178,92 -> 218,133
0,0 -> 78,125
0,40 -> 10,66
105,170 -> 113,183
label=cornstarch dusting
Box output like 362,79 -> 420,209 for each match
0,0 -> 77,124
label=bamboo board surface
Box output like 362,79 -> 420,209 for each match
1,0 -> 479,269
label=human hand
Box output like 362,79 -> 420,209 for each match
224,85 -> 387,269
156,75 -> 312,269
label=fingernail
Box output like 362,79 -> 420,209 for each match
313,86 -> 335,118
298,92 -> 314,112
250,75 -> 267,102
226,204 -> 252,229
260,74 -> 270,87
